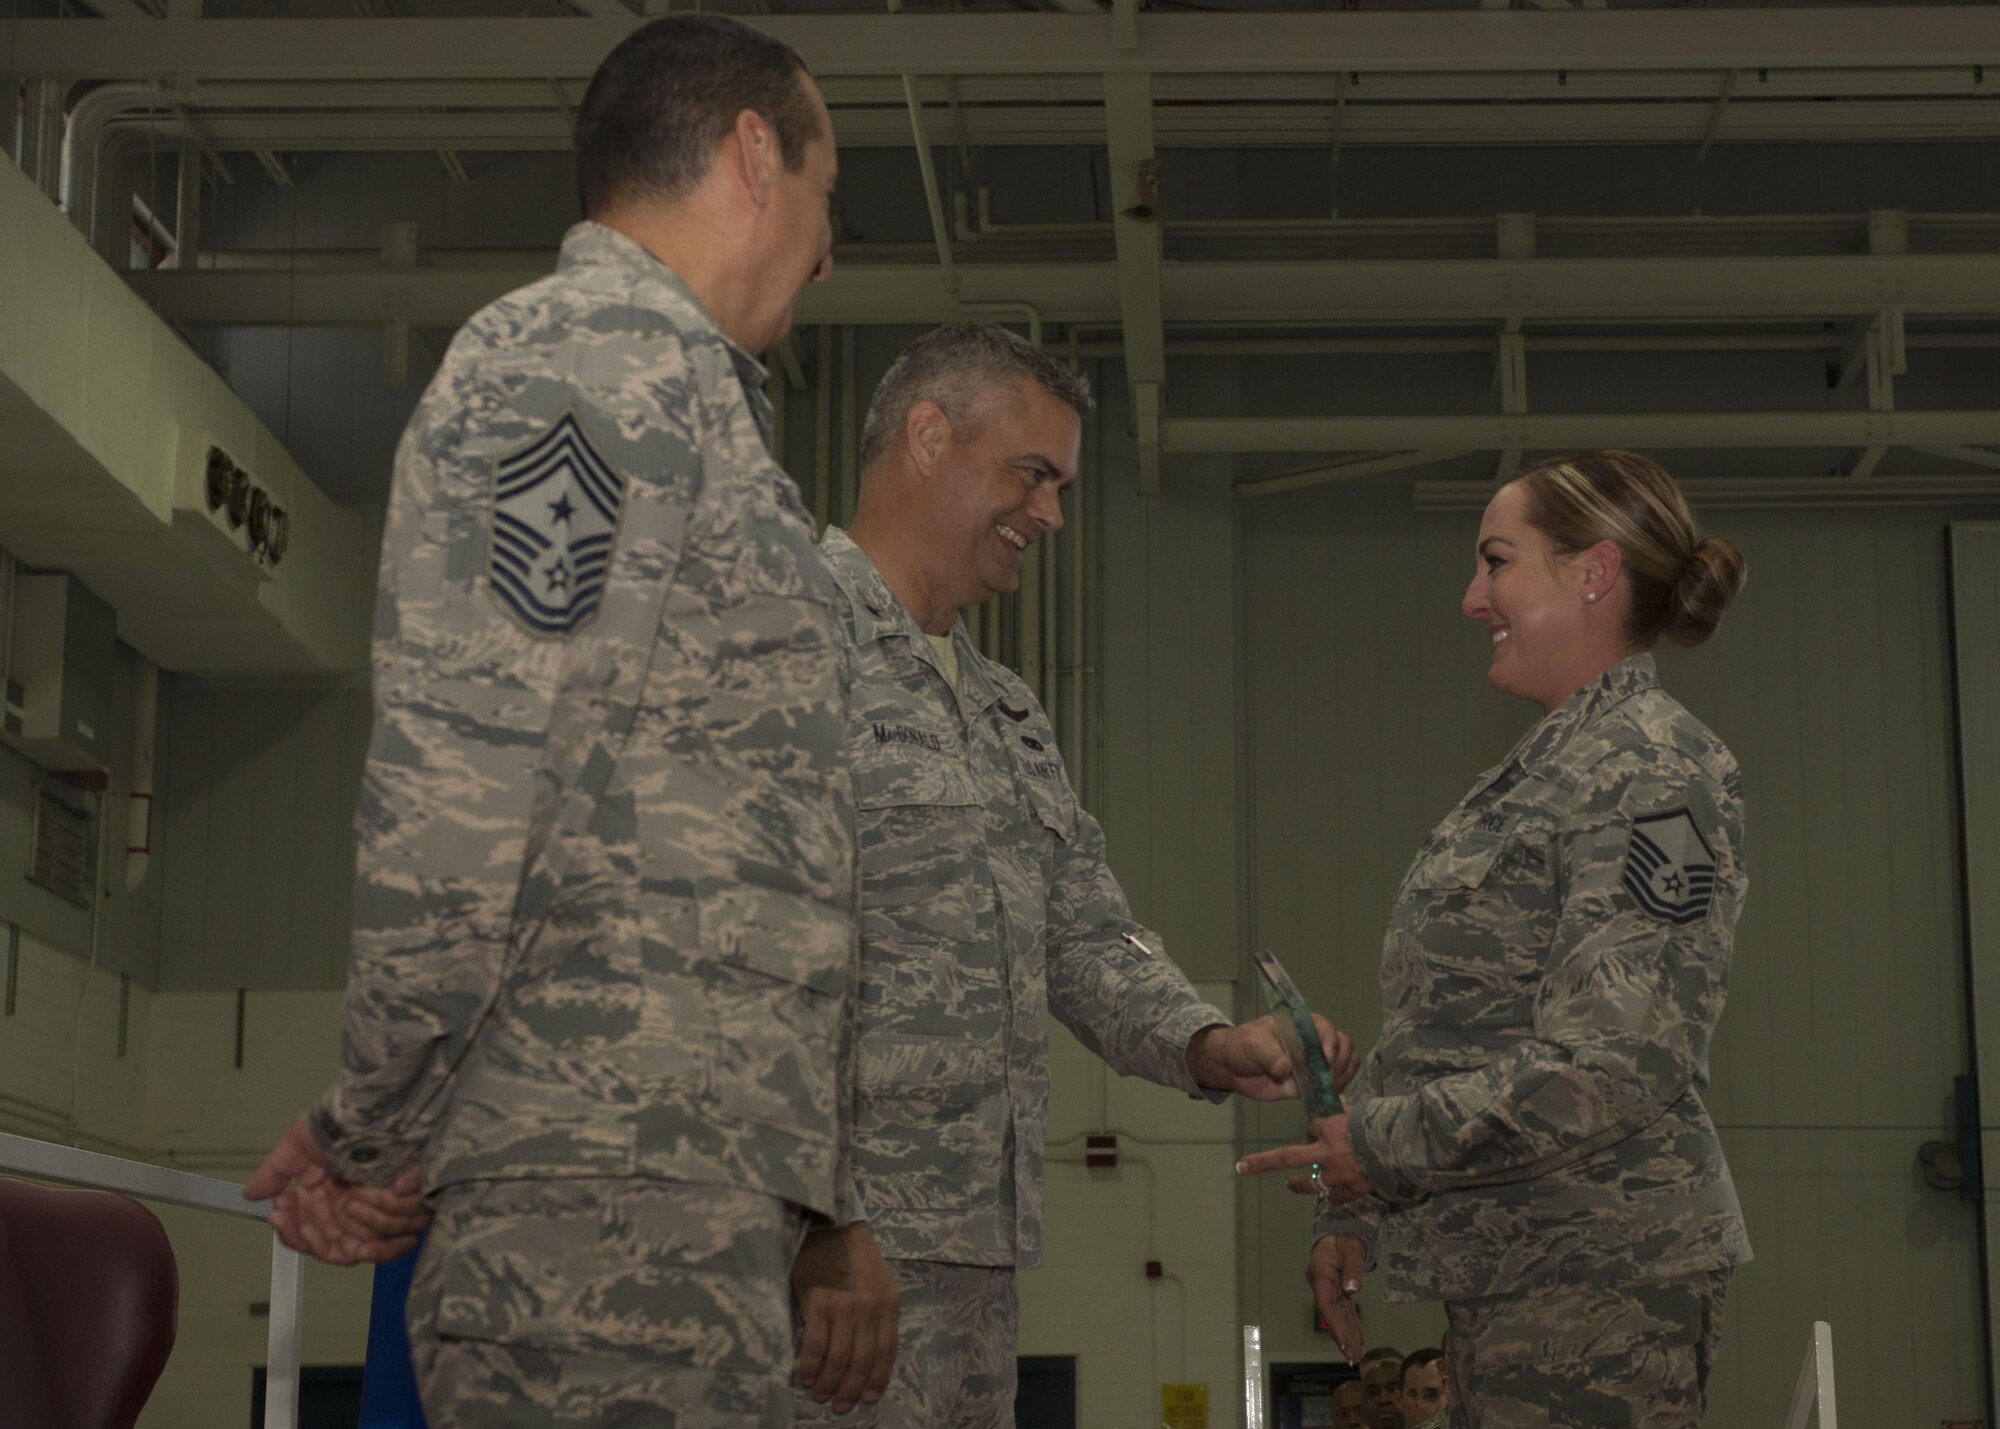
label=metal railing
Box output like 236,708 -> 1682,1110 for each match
1784,1321 -> 1839,1429
0,1130 -> 303,1429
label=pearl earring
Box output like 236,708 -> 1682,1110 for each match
1586,593 -> 1599,603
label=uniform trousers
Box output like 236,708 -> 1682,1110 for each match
791,1259 -> 1017,1429
1443,1268 -> 1731,1429
407,1178 -> 807,1429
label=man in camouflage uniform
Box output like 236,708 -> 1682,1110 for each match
796,325 -> 1357,1428
246,17 -> 898,1426
1240,653 -> 1751,1427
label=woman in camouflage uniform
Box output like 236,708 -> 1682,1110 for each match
1239,451 -> 1750,1428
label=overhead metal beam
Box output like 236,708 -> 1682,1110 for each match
1415,475 -> 2000,510
1695,68 -> 1738,161
124,252 -> 2000,329
75,0 -> 157,19
1831,312 -> 1878,390
121,68 -> 2000,109
1103,71 -> 1163,495
96,98 -> 2000,151
1236,450 -> 1476,499
1168,411 -> 2000,455
1913,444 -> 2000,472
1492,318 -> 1527,480
8,11 -> 1998,81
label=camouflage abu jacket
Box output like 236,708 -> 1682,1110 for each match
1316,654 -> 1751,1301
311,223 -> 861,1221
818,528 -> 1229,1268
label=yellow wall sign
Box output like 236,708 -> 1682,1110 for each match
1162,1383 -> 1209,1429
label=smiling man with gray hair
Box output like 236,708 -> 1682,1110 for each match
797,323 -> 1359,1427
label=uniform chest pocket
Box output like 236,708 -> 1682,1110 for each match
1400,811 -> 1520,896
1405,835 -> 1507,892
853,742 -> 983,942
1391,812 -> 1556,1014
999,743 -> 1076,845
853,729 -> 977,811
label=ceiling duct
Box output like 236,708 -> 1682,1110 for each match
0,572 -> 117,776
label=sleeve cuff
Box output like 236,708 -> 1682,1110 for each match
1161,1006 -> 1234,1098
832,1167 -> 869,1228
1346,1095 -> 1426,1207
310,1096 -> 409,1187
1311,1198 -> 1389,1274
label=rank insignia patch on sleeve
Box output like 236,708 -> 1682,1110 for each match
487,411 -> 626,637
1622,807 -> 1718,925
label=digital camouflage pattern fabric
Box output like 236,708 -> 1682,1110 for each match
310,221 -> 862,1224
407,1179 -> 808,1428
1316,654 -> 1751,1301
793,1260 -> 1017,1429
1441,1268 -> 1731,1428
816,527 -> 1230,1267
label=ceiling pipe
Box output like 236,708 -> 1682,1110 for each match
61,83 -> 155,243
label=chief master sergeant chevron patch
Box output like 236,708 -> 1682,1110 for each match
1622,806 -> 1718,926
486,410 -> 626,637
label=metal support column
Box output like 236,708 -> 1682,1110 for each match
1103,72 -> 1165,496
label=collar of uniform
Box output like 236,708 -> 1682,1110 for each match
1471,651 -> 1660,795
818,526 -> 911,647
818,527 -> 1003,715
556,221 -> 773,408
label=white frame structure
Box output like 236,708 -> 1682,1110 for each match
1241,1323 -> 1267,1429
0,1130 -> 304,1429
1784,1321 -> 1839,1429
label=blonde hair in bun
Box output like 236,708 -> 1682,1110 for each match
1514,450 -> 1746,648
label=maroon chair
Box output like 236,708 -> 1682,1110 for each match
0,1178 -> 179,1429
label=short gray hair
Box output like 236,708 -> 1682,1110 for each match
860,324 -> 1094,469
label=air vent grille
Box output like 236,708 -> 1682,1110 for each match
28,784 -> 94,908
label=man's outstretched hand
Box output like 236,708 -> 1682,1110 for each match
245,1113 -> 430,1265
1187,1013 -> 1359,1101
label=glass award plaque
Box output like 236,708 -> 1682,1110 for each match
1250,947 -> 1344,1121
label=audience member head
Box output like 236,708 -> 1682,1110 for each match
1400,1347 -> 1448,1424
1331,1379 -> 1368,1429
1360,1352 -> 1405,1429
